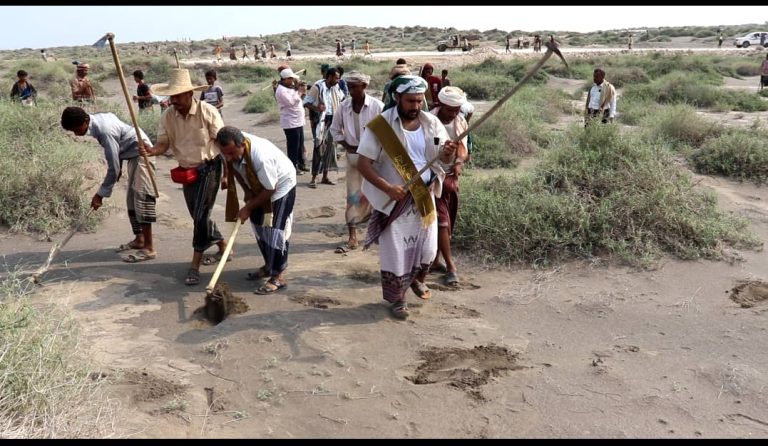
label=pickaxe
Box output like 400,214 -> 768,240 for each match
381,40 -> 569,210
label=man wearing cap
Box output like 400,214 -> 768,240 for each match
217,126 -> 297,295
140,68 -> 228,286
357,75 -> 458,320
429,86 -> 469,287
70,63 -> 95,103
275,67 -> 308,175
329,71 -> 384,253
304,67 -> 346,188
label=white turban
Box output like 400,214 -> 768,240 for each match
438,86 -> 467,107
345,71 -> 370,85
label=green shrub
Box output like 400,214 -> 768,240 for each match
624,71 -> 768,112
456,124 -> 759,267
691,129 -> 768,183
242,90 -> 275,114
616,97 -> 660,126
471,87 -> 567,168
0,101 -> 98,236
640,104 -> 722,149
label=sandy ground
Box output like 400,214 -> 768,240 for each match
2,51 -> 768,438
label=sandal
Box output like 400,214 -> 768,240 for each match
410,281 -> 432,300
254,277 -> 287,295
115,241 -> 143,252
334,242 -> 357,254
246,266 -> 270,281
122,249 -> 157,263
444,271 -> 460,287
308,180 -> 317,189
201,251 -> 233,266
391,301 -> 410,320
320,178 -> 336,185
184,268 -> 200,286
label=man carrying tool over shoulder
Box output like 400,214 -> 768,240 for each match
356,75 -> 458,320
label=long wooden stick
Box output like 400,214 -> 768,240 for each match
382,44 -> 567,208
172,48 -> 180,68
29,209 -> 94,283
105,33 -> 160,198
206,222 -> 241,294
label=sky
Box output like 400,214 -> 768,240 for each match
2,5 -> 767,51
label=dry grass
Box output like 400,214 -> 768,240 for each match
0,271 -> 117,438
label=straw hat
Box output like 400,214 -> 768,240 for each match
152,68 -> 208,96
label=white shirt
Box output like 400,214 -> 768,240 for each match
330,93 -> 384,146
233,132 -> 297,201
403,128 -> 430,185
275,83 -> 305,129
357,107 -> 449,215
588,83 -> 617,118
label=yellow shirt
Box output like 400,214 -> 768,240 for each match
156,99 -> 224,168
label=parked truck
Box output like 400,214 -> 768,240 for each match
437,34 -> 480,52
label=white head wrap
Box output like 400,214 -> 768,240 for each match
438,86 -> 467,107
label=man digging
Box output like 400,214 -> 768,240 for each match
61,106 -> 157,263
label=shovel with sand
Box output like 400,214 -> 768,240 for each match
204,221 -> 242,324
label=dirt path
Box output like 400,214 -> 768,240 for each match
3,68 -> 768,439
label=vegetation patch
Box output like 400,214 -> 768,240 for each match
0,272 -> 113,438
691,127 -> 768,184
456,124 -> 759,267
0,101 -> 98,236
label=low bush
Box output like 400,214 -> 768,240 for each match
455,124 -> 759,267
0,101 -> 98,236
691,128 -> 768,183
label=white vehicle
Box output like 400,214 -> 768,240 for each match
733,31 -> 768,48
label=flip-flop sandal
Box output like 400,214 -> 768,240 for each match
308,181 -> 317,189
391,301 -> 410,320
334,243 -> 357,254
115,241 -> 143,252
122,249 -> 157,263
254,278 -> 287,295
444,271 -> 460,287
320,179 -> 336,185
184,268 -> 200,286
411,281 -> 432,300
201,251 -> 233,266
246,267 -> 270,281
